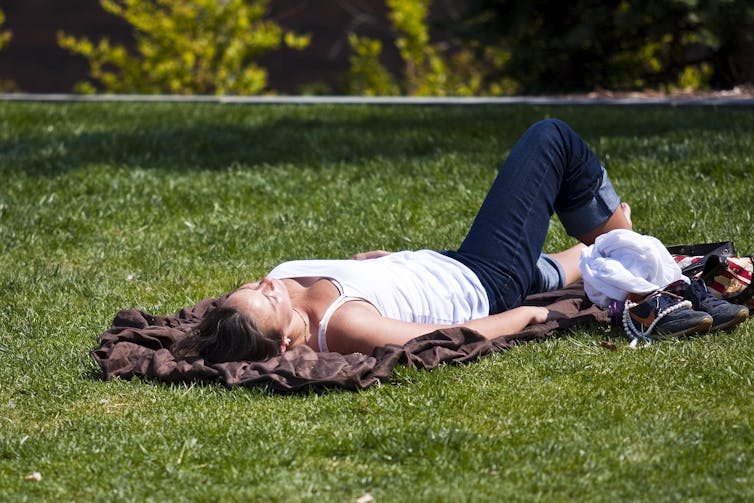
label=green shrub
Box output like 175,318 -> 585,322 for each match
674,63 -> 714,92
345,0 -> 516,96
346,35 -> 400,96
0,9 -> 17,92
57,0 -> 310,94
460,0 -> 753,92
0,9 -> 10,50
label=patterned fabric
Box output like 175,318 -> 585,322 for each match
673,254 -> 707,273
706,256 -> 754,309
672,254 -> 754,310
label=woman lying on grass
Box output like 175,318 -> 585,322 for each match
175,119 -> 748,362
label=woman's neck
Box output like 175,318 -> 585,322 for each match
281,278 -> 340,349
291,307 -> 311,345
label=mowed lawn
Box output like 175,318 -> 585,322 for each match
1,101 -> 753,501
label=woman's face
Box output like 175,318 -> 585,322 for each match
224,278 -> 294,337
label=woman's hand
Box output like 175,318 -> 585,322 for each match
529,307 -> 567,325
529,306 -> 550,325
351,250 -> 392,260
456,306 -> 563,338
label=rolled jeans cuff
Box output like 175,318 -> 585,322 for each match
558,167 -> 621,238
536,253 -> 566,292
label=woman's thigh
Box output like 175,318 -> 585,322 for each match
444,118 -> 618,312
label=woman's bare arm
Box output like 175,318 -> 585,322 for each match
325,301 -> 550,355
351,250 -> 392,260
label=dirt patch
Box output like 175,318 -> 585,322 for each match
581,85 -> 754,100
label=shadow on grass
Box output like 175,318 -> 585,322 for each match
2,110 -> 490,176
80,363 -> 341,396
3,104 -> 752,176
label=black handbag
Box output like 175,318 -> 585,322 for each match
666,241 -> 736,277
667,240 -> 753,309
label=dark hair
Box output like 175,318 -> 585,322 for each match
174,306 -> 284,363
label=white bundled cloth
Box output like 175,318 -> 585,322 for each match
579,229 -> 687,308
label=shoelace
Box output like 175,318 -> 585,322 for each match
689,278 -> 727,308
622,291 -> 692,348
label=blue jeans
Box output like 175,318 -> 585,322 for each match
441,119 -> 621,314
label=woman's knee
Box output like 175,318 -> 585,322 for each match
518,118 -> 576,160
527,118 -> 571,139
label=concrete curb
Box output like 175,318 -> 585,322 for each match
2,93 -> 753,107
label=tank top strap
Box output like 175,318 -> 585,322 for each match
317,295 -> 362,352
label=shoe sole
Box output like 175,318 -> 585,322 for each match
711,308 -> 750,331
655,317 -> 713,338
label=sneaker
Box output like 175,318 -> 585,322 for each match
623,290 -> 713,344
679,277 -> 749,331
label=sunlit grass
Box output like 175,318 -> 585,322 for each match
1,102 -> 753,501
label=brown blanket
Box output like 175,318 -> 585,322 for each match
92,283 -> 609,391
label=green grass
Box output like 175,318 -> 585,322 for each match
1,102 -> 753,501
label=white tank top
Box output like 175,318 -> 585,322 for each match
268,250 -> 489,351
